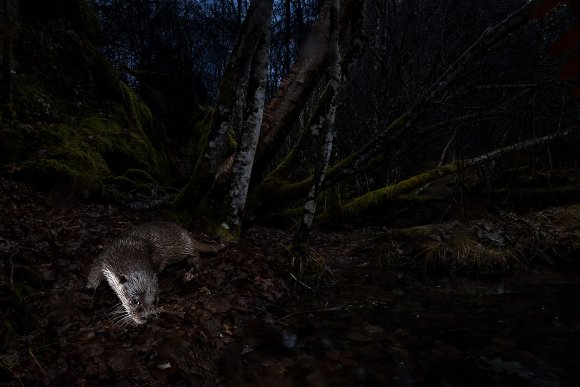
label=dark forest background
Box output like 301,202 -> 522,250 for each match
2,0 -> 579,238
2,0 -> 580,384
1,0 -> 580,272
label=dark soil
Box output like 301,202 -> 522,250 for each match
1,179 -> 579,386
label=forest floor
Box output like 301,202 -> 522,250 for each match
1,178 -> 580,386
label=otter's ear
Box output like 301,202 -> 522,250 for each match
120,275 -> 128,284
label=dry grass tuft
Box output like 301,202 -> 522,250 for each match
378,205 -> 580,273
289,246 -> 335,291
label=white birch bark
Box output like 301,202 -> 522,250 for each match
251,3 -> 332,185
205,0 -> 272,175
226,0 -> 272,228
294,0 -> 341,244
301,124 -> 338,229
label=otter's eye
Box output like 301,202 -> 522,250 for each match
130,298 -> 140,306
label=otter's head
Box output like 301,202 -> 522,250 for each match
104,269 -> 159,325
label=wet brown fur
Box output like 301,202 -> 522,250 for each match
87,221 -> 223,324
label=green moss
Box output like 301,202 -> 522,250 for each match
115,83 -> 170,180
12,80 -> 55,120
77,116 -> 118,153
78,113 -> 169,182
0,0 -> 171,199
227,126 -> 238,151
1,122 -> 70,164
119,81 -> 154,135
49,139 -> 111,182
175,102 -> 247,227
338,161 -> 460,219
213,222 -> 240,243
250,114 -> 414,217
3,111 -> 169,195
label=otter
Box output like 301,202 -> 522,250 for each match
86,221 -> 223,325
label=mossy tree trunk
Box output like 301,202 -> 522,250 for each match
177,0 -> 542,243
249,0 -> 367,218
250,0 -> 369,189
323,0 -> 535,187
221,0 -> 272,238
249,2 -> 333,187
293,0 -> 341,247
248,0 -> 535,218
175,0 -> 272,216
330,129 -> 574,221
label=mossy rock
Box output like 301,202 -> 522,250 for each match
49,139 -> 110,179
3,112 -> 169,197
76,114 -> 168,182
119,81 -> 154,135
1,0 -> 171,200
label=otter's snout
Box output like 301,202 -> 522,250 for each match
128,304 -> 159,325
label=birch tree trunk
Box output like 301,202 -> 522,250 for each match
250,0 -> 537,215
293,0 -> 341,246
224,0 -> 272,235
175,0 -> 272,213
249,0 -> 366,219
250,2 -> 332,186
206,0 -> 272,176
251,0 -> 367,187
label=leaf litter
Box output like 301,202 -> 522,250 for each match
1,178 -> 580,386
